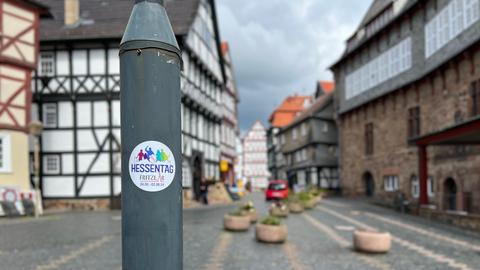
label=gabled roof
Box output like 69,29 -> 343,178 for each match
283,92 -> 334,131
358,0 -> 393,30
315,81 -> 335,97
269,95 -> 312,128
37,0 -> 200,41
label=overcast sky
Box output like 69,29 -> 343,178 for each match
216,0 -> 372,133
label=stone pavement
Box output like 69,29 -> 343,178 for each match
1,193 -> 480,269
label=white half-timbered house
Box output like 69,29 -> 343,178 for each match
33,0 -> 226,207
219,42 -> 239,185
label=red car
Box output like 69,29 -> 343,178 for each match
265,180 -> 289,201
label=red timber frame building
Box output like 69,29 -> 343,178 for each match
0,0 -> 49,132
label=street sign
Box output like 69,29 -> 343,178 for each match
120,0 -> 182,269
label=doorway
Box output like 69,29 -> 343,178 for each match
363,172 -> 375,197
192,156 -> 203,201
444,178 -> 457,211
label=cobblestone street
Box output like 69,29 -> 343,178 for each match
1,193 -> 480,269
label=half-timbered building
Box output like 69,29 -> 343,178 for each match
0,0 -> 48,194
219,42 -> 239,186
33,0 -> 226,207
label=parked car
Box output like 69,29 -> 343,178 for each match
265,180 -> 289,201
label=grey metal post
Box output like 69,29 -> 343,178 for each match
120,0 -> 182,269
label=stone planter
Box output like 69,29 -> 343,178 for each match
223,214 -> 251,231
353,230 -> 391,253
313,195 -> 322,205
270,207 -> 289,217
246,210 -> 258,223
288,202 -> 304,213
302,199 -> 316,209
255,224 -> 288,243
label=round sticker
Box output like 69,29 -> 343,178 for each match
129,141 -> 176,192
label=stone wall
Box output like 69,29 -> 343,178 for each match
419,207 -> 480,231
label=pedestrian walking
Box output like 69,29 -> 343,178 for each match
200,179 -> 209,205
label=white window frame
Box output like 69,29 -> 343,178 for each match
345,37 -> 412,99
43,103 -> 58,128
39,52 -> 55,76
292,128 -> 297,140
411,175 -> 420,198
44,155 -> 61,175
384,175 -> 399,192
428,177 -> 435,197
0,133 -> 12,173
425,0 -> 479,58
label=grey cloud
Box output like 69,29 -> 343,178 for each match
216,0 -> 372,132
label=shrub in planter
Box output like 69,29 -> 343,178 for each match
269,202 -> 289,217
223,209 -> 251,231
255,216 -> 288,243
353,230 -> 391,253
307,187 -> 322,205
241,201 -> 257,223
297,192 -> 316,209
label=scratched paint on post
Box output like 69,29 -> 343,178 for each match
129,141 -> 176,192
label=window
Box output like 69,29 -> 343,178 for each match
408,107 -> 421,138
470,80 -> 480,116
43,104 -> 58,128
323,122 -> 329,133
365,123 -> 374,156
0,134 -> 11,173
292,128 -> 297,140
301,123 -> 307,136
411,175 -> 419,198
428,177 -> 435,197
425,0 -> 479,58
44,155 -> 60,174
40,52 -> 55,76
345,37 -> 412,99
384,175 -> 399,192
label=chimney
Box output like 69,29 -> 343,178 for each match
64,0 -> 80,26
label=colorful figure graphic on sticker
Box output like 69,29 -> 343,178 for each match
137,149 -> 144,161
144,147 -> 154,161
161,149 -> 168,161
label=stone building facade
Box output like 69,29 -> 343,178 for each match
331,0 -> 480,214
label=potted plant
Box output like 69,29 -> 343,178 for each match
223,208 -> 251,231
308,187 -> 322,205
241,201 -> 257,223
353,229 -> 391,253
298,191 -> 316,209
269,201 -> 289,217
287,196 -> 304,213
255,216 -> 288,243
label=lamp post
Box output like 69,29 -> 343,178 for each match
28,120 -> 44,218
120,0 -> 183,269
